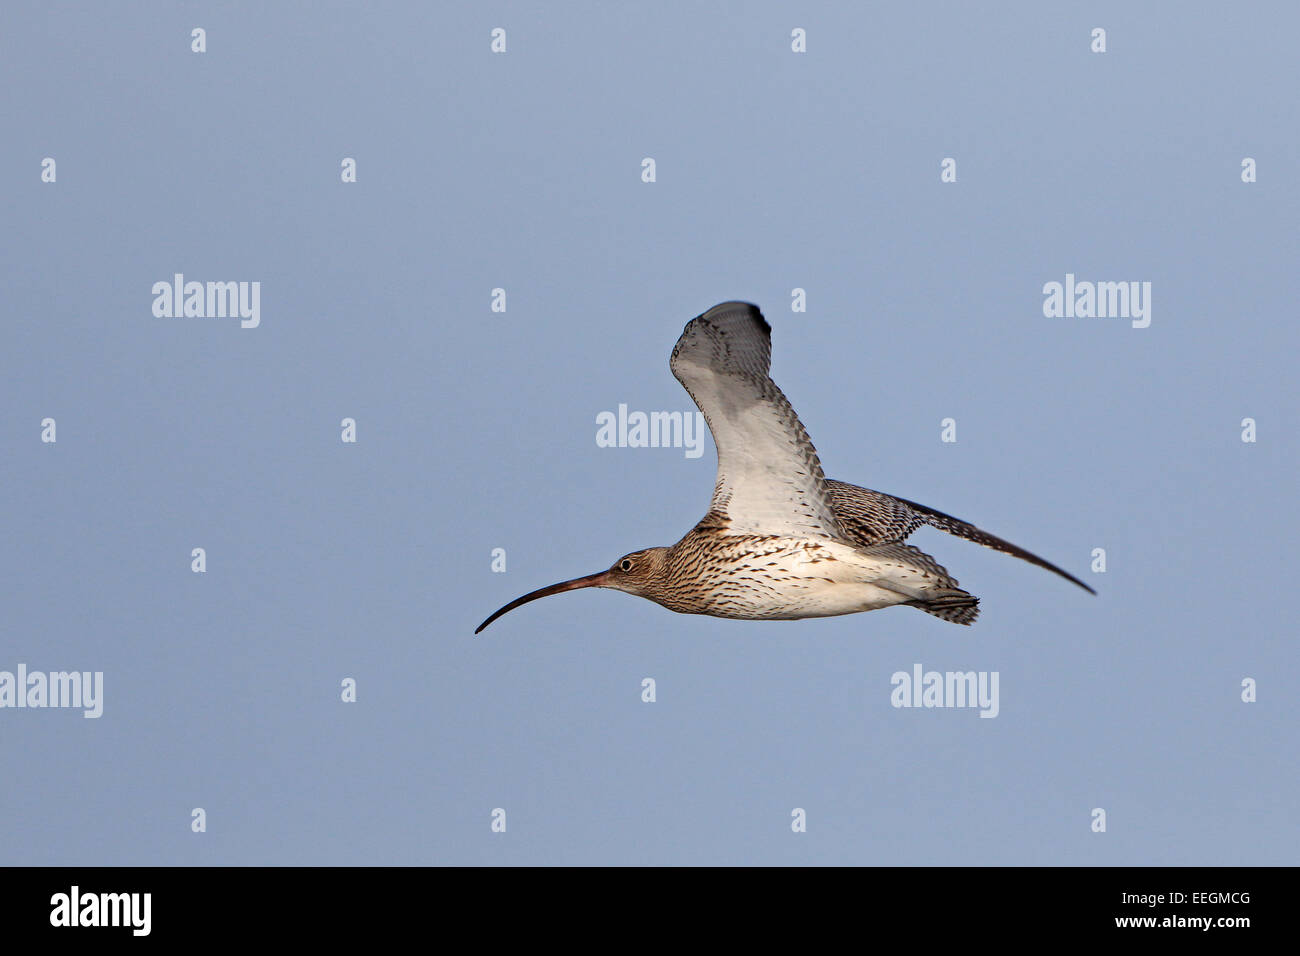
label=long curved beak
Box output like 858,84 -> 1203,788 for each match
475,570 -> 610,634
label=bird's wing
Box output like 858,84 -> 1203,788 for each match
671,302 -> 843,538
826,479 -> 1096,594
824,480 -> 928,545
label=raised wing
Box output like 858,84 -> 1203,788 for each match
670,302 -> 843,538
827,479 -> 1096,594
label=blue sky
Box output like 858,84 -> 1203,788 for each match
1,1 -> 1296,865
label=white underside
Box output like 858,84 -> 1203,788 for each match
689,538 -> 934,620
704,584 -> 908,620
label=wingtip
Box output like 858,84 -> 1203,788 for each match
1059,568 -> 1097,595
700,300 -> 769,334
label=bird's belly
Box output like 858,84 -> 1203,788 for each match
679,540 -> 909,620
702,583 -> 902,620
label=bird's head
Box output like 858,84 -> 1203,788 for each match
602,547 -> 670,598
474,547 -> 670,634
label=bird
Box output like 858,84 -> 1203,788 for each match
476,301 -> 1093,634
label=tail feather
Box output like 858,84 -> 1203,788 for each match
906,590 -> 980,626
854,542 -> 982,626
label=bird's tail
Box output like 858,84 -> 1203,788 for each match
905,590 -> 980,626
855,542 -> 981,626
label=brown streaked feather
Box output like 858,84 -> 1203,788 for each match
826,479 -> 1096,595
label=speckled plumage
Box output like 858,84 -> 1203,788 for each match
648,531 -> 980,624
475,302 -> 1092,634
825,480 -> 1095,595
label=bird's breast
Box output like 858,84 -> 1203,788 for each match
658,535 -> 902,620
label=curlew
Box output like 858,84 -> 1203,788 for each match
476,302 -> 1093,633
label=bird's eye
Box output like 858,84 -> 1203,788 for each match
620,559 -> 633,571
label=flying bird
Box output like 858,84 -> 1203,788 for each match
476,302 -> 1093,633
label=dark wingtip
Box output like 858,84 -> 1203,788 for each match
473,605 -> 510,635
877,490 -> 1099,598
1050,562 -> 1097,595
701,301 -> 769,335
473,606 -> 509,635
1026,561 -> 1095,595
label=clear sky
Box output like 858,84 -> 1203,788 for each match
2,1 -> 1296,865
